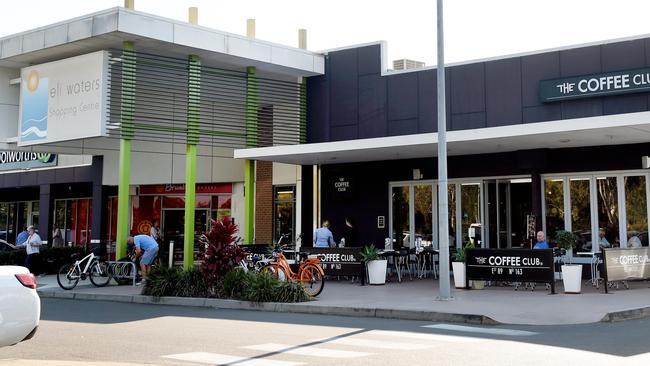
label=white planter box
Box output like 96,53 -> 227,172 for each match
452,262 -> 466,288
367,259 -> 387,285
562,264 -> 582,294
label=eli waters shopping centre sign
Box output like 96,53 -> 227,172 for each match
18,51 -> 109,146
540,67 -> 650,102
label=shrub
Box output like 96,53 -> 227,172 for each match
200,217 -> 248,283
242,271 -> 279,303
222,267 -> 250,298
175,267 -> 210,298
273,281 -> 310,303
142,266 -> 183,297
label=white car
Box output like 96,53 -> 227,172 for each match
0,266 -> 40,347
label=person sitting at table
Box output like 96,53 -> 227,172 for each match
598,229 -> 611,249
313,220 -> 335,248
533,231 -> 549,249
628,235 -> 642,248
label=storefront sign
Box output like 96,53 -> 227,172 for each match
603,247 -> 650,284
0,151 -> 57,171
307,247 -> 364,282
540,67 -> 650,102
139,183 -> 233,195
332,177 -> 354,199
18,51 -> 109,146
466,248 -> 555,293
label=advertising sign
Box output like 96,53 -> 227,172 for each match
307,247 -> 364,281
0,151 -> 57,171
465,248 -> 555,293
332,176 -> 354,199
139,183 -> 233,195
603,247 -> 650,283
540,67 -> 650,102
18,51 -> 109,146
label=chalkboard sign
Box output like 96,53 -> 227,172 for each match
465,248 -> 555,293
603,247 -> 650,289
306,247 -> 365,284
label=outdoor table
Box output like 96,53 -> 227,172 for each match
576,251 -> 601,288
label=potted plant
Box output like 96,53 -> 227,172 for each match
360,245 -> 387,285
452,242 -> 472,289
555,230 -> 581,294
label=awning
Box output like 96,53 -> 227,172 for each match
234,111 -> 650,165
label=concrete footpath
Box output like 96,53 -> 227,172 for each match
36,275 -> 650,326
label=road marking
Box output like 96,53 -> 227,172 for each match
326,337 -> 431,350
421,324 -> 539,336
162,352 -> 303,366
243,343 -> 372,358
370,330 -> 486,343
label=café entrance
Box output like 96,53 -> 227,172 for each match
389,177 -> 533,250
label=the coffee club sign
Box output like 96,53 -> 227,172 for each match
602,248 -> 650,292
465,248 -> 555,293
540,67 -> 650,102
0,151 -> 57,171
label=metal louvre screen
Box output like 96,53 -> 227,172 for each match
106,50 -> 303,148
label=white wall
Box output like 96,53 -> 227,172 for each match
0,67 -> 19,144
272,162 -> 300,185
231,182 -> 245,232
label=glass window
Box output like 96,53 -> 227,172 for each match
0,203 -> 8,242
392,186 -> 410,249
414,185 -> 433,247
211,195 -> 233,223
461,183 -> 481,246
596,176 -> 619,248
570,178 -> 591,251
625,176 -> 648,247
273,186 -> 295,245
544,179 -> 564,244
448,184 -> 457,248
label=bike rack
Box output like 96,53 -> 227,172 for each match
107,261 -> 138,286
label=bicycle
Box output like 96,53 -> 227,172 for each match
57,251 -> 111,290
259,242 -> 325,297
113,245 -> 161,286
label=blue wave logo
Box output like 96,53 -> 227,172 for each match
21,72 -> 48,142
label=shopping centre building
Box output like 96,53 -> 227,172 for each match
3,2 -> 650,266
0,4 -> 321,262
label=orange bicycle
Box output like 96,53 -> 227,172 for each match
260,245 -> 325,297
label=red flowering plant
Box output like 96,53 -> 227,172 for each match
199,217 -> 248,284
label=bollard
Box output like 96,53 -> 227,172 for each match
168,240 -> 175,268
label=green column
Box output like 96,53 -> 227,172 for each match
116,41 -> 135,259
244,66 -> 258,244
183,55 -> 201,269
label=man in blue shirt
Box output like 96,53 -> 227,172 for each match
16,226 -> 29,246
533,231 -> 549,249
313,220 -> 334,248
127,235 -> 159,279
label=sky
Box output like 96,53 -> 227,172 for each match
2,0 -> 650,66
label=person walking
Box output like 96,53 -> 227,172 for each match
313,220 -> 335,248
16,226 -> 28,247
16,226 -> 42,275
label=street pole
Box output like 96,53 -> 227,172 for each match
436,0 -> 452,300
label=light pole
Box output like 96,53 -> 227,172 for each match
436,0 -> 452,300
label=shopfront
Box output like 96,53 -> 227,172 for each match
129,183 -> 233,249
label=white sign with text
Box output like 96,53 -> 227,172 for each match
18,51 -> 109,146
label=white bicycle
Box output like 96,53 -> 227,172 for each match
57,252 -> 111,290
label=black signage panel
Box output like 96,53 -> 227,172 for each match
540,67 -> 650,102
603,247 -> 650,282
332,176 -> 354,199
307,247 -> 364,280
466,248 -> 555,292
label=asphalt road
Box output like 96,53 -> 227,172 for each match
2,299 -> 650,366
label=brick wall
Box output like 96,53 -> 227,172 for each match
255,161 -> 273,244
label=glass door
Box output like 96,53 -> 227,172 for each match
391,185 -> 410,249
414,184 -> 433,248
